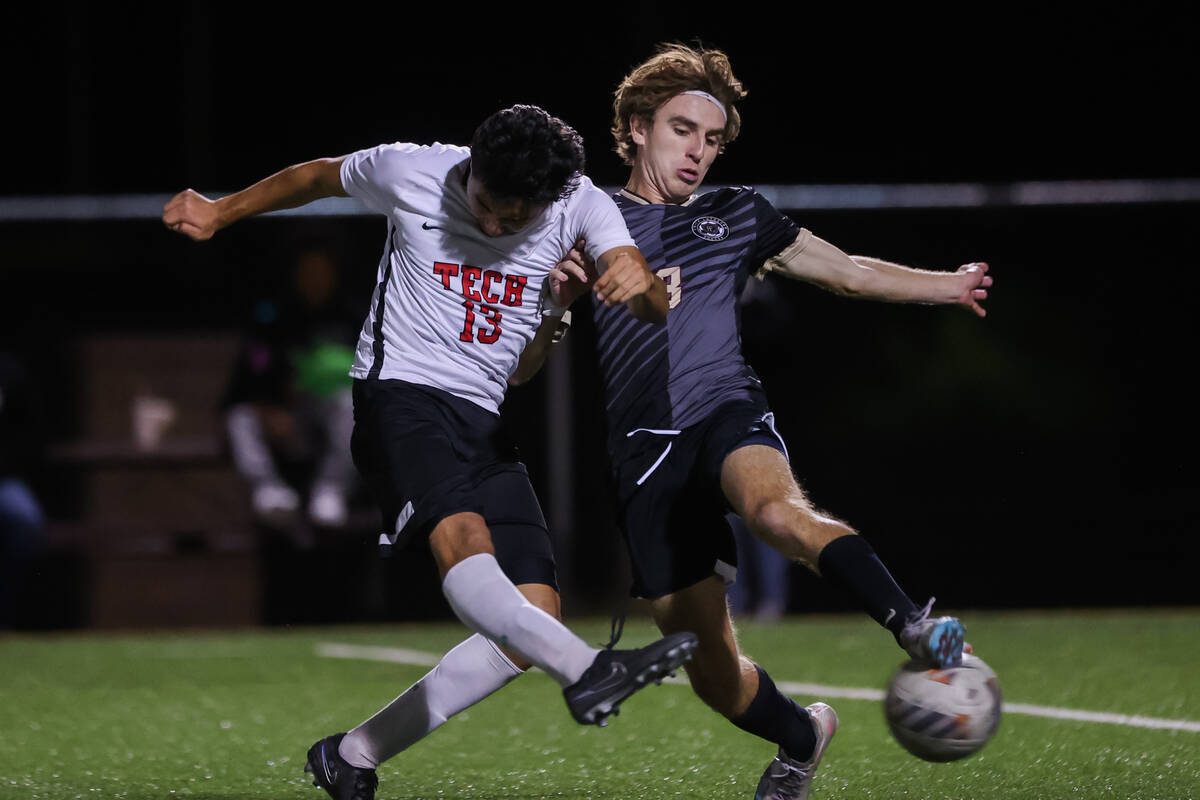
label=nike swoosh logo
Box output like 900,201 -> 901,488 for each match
422,221 -> 440,230
319,743 -> 333,781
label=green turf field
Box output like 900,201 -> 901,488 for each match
2,609 -> 1197,799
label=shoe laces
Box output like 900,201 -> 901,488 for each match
767,756 -> 812,793
901,596 -> 936,638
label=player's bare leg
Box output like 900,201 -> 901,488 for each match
719,445 -> 851,569
649,576 -> 757,717
650,576 -> 829,798
720,444 -> 964,667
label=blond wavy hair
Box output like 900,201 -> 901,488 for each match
612,43 -> 747,165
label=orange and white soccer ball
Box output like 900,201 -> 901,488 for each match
884,653 -> 1002,762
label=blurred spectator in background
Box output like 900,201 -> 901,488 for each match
727,514 -> 791,621
222,242 -> 361,530
0,351 -> 45,628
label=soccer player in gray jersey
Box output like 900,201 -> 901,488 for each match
561,44 -> 994,799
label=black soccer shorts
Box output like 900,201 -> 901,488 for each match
351,378 -> 557,589
611,395 -> 788,599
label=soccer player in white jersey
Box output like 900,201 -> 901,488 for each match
555,45 -> 994,799
164,104 -> 697,800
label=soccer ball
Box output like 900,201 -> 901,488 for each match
884,653 -> 1002,762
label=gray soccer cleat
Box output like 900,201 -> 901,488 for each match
563,631 -> 698,726
898,597 -> 966,668
755,702 -> 839,800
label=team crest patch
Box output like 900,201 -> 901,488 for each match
691,216 -> 729,241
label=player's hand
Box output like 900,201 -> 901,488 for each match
594,248 -> 656,307
953,262 -> 992,317
549,237 -> 598,309
163,189 -> 221,241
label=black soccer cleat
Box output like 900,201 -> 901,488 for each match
563,631 -> 698,726
304,733 -> 378,800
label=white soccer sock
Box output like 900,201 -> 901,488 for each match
441,553 -> 599,687
339,634 -> 523,769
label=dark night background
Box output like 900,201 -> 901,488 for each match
2,4 -> 1198,627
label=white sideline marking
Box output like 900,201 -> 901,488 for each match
1000,703 -> 1200,733
774,682 -> 1200,733
778,681 -> 887,702
316,642 -> 1200,734
315,642 -> 441,667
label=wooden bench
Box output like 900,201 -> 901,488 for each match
42,333 -> 260,628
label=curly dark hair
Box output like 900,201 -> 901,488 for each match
469,105 -> 586,205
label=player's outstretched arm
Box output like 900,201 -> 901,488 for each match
766,232 -> 993,317
594,246 -> 669,323
162,157 -> 348,241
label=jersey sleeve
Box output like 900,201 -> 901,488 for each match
751,190 -> 804,265
339,143 -> 423,216
571,183 -> 637,264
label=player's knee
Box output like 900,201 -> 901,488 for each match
747,498 -> 807,554
749,498 -> 850,562
748,498 -> 791,536
429,513 -> 495,573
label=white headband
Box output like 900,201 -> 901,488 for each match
679,90 -> 728,123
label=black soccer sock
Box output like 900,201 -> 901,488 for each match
730,665 -> 816,761
817,534 -> 917,639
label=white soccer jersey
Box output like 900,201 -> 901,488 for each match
340,142 -> 636,413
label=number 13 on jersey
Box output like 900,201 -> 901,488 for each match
434,261 -> 528,345
460,301 -> 501,343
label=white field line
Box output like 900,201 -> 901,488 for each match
776,681 -> 887,702
315,642 -> 441,667
316,641 -> 1200,734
